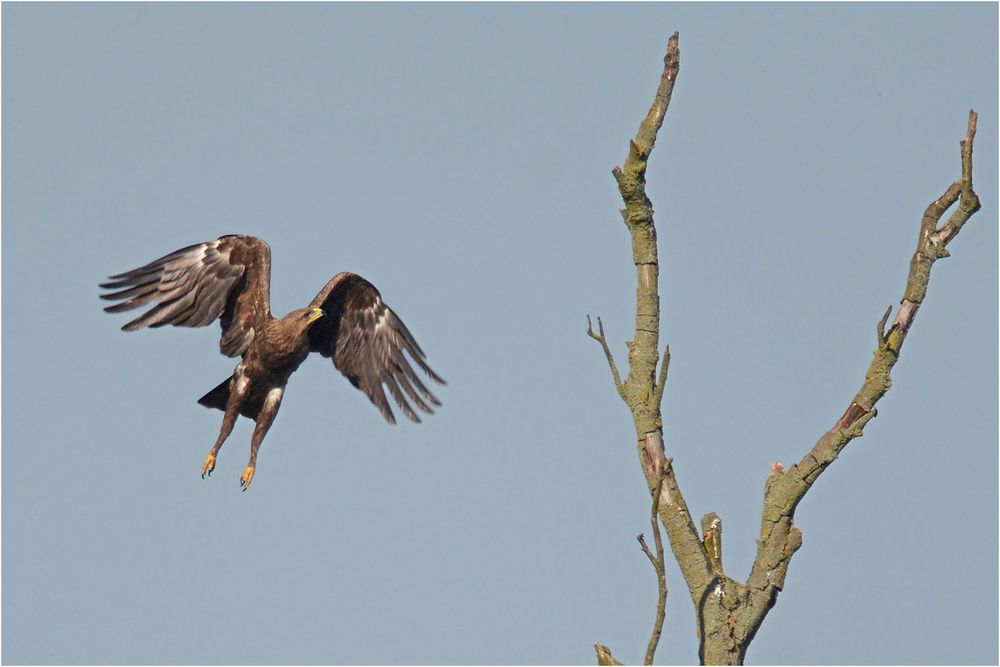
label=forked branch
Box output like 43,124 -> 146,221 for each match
743,110 -> 982,654
590,30 -> 984,666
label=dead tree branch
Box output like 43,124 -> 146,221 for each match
590,31 -> 713,665
741,111 -> 982,655
589,31 -> 983,665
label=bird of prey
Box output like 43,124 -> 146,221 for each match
100,235 -> 444,490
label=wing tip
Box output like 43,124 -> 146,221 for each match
104,302 -> 135,314
423,367 -> 446,386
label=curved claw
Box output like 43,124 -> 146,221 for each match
201,454 -> 217,479
240,465 -> 255,491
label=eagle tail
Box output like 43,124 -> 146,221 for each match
198,377 -> 233,413
197,376 -> 263,421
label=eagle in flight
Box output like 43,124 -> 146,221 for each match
100,235 -> 444,490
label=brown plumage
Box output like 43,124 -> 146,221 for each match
100,235 -> 444,490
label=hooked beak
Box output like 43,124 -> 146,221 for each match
308,307 -> 325,323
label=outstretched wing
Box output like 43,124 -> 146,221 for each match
308,272 -> 445,424
100,235 -> 272,357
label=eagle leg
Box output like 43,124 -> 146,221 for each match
241,386 -> 283,492
203,371 -> 249,480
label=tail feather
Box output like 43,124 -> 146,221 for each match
197,375 -> 263,420
198,377 -> 232,412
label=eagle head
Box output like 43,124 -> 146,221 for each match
282,307 -> 326,337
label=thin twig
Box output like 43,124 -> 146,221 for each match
637,533 -> 657,567
587,315 -> 627,400
652,345 -> 670,410
637,465 -> 668,665
876,306 -> 892,346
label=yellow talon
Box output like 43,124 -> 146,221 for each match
202,454 -> 217,478
240,466 -> 255,491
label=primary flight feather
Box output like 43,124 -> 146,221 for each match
100,235 -> 444,490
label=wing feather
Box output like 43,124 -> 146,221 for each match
308,272 -> 444,424
395,356 -> 441,407
393,367 -> 435,415
100,235 -> 272,357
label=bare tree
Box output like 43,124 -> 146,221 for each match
589,32 -> 982,665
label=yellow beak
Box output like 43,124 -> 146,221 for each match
308,308 -> 325,323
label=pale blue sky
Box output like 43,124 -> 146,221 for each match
3,3 -> 997,665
